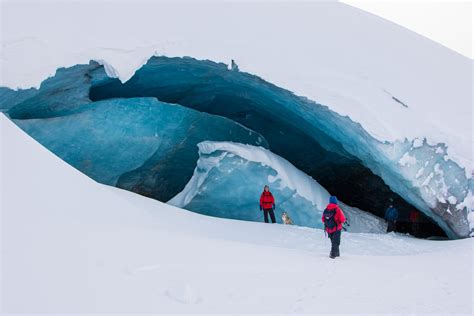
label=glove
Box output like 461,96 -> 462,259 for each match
259,205 -> 262,211
273,204 -> 275,210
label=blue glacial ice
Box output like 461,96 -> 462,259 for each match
2,62 -> 267,201
13,97 -> 267,201
0,87 -> 38,112
5,63 -> 110,119
169,141 -> 387,234
88,56 -> 471,238
1,56 -> 472,238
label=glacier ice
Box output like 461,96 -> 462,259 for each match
14,98 -> 266,201
88,57 -> 414,220
169,141 -> 387,234
89,56 -> 471,238
6,63 -> 110,119
2,56 -> 472,238
2,62 -> 267,201
14,97 -> 267,201
0,87 -> 38,112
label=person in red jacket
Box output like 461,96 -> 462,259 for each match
321,196 -> 346,259
259,185 -> 276,223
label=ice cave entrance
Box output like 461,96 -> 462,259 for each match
88,57 -> 447,239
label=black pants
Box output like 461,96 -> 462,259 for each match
263,208 -> 276,223
387,221 -> 396,233
328,230 -> 341,257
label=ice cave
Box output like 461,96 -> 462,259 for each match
1,56 -> 472,239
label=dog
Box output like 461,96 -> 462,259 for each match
281,211 -> 294,225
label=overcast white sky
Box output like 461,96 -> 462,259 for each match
341,0 -> 473,59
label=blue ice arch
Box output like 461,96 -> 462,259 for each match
1,56 -> 472,238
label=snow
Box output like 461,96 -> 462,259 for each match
422,172 -> 435,187
1,0 -> 473,309
0,1 -> 472,178
412,138 -> 424,148
416,167 -> 425,179
2,113 -> 473,314
398,152 -> 417,166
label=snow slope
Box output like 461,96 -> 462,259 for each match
2,114 -> 473,314
1,1 -> 472,176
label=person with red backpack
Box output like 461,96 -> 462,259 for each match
322,196 -> 346,259
259,185 -> 276,223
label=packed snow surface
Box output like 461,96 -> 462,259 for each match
2,113 -> 473,314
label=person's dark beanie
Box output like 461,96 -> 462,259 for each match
329,196 -> 338,204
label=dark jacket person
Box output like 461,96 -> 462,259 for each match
385,204 -> 399,233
